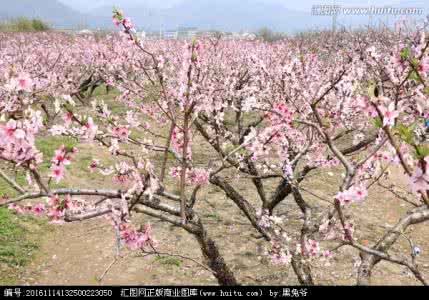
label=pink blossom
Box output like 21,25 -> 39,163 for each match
356,96 -> 376,116
18,74 -> 33,91
63,112 -> 73,127
119,222 -> 156,250
305,239 -> 320,257
48,195 -> 60,206
8,203 -> 24,214
52,146 -> 71,166
112,126 -> 130,142
269,240 -> 291,265
7,73 -> 33,91
112,16 -> 121,27
410,166 -> 429,194
170,167 -> 210,185
82,117 -> 98,140
122,18 -> 134,29
322,250 -> 333,259
379,101 -> 399,128
335,185 -> 368,206
50,165 -> 65,183
88,159 -> 99,172
418,57 -> 429,73
271,251 -> 292,265
32,203 -> 46,216
2,119 -> 17,140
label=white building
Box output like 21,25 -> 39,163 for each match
164,31 -> 178,40
241,32 -> 257,40
77,29 -> 93,35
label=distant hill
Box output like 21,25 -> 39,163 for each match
3,0 -> 426,33
60,0 -> 182,13
87,0 -> 332,32
161,0 -> 321,32
0,0 -> 111,29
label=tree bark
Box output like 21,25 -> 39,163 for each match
189,220 -> 239,285
291,255 -> 314,285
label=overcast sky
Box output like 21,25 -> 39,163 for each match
56,0 -> 428,31
59,0 -> 429,13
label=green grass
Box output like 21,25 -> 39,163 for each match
98,97 -> 128,115
34,136 -> 78,189
0,18 -> 50,32
36,136 -> 78,162
35,136 -> 78,171
0,208 -> 46,284
204,212 -> 222,222
0,169 -> 26,198
155,256 -> 182,267
91,85 -> 120,98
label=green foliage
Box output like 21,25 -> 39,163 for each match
112,7 -> 123,21
205,212 -> 221,221
155,256 -> 182,267
416,145 -> 429,159
373,116 -> 383,129
257,27 -> 285,42
408,71 -> 421,83
0,18 -> 50,32
396,123 -> 415,145
31,19 -> 50,31
400,47 -> 410,60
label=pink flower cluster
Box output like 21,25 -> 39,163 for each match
8,194 -> 81,224
6,73 -> 33,92
8,202 -> 45,216
88,159 -> 100,173
304,239 -> 320,257
378,99 -> 400,128
112,126 -> 130,142
355,96 -> 376,117
112,8 -> 136,41
171,127 -> 192,159
0,119 -> 42,165
269,240 -> 292,265
170,166 -> 210,185
83,117 -> 98,140
49,145 -> 77,184
119,223 -> 157,250
335,184 -> 368,206
257,209 -> 283,229
410,158 -> 429,194
1,119 -> 25,140
113,161 -> 133,184
268,103 -> 294,126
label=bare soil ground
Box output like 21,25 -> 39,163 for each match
14,148 -> 429,285
2,90 -> 429,285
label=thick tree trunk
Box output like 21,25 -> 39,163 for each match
191,221 -> 239,285
291,255 -> 314,285
357,253 -> 373,285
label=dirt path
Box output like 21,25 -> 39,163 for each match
17,172 -> 429,285
12,119 -> 429,285
19,218 -> 218,285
